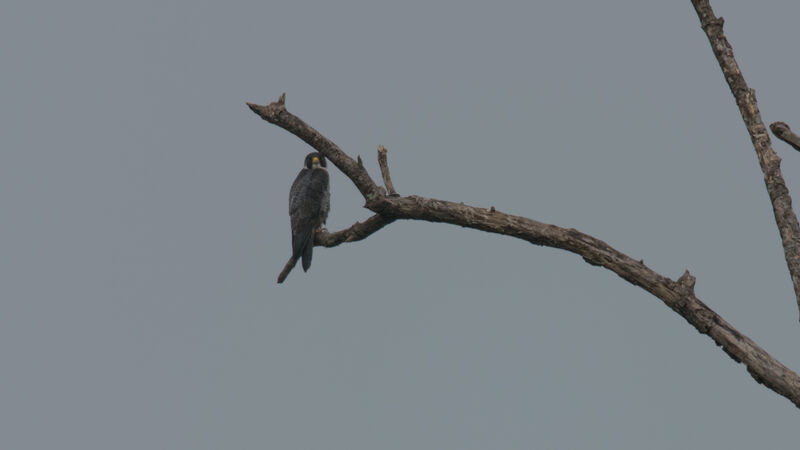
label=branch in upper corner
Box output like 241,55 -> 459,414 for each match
377,145 -> 398,196
315,214 -> 395,247
691,0 -> 800,321
771,122 -> 800,152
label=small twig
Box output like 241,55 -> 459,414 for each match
677,270 -> 697,295
276,256 -> 298,284
377,145 -> 398,196
315,214 -> 395,247
771,122 -> 800,152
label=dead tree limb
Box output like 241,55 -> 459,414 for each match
276,214 -> 394,283
691,0 -> 800,321
315,214 -> 395,247
377,145 -> 398,196
248,94 -> 800,408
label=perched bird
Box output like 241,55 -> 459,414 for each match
277,152 -> 330,283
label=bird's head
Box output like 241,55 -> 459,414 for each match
304,152 -> 327,170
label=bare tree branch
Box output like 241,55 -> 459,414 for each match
276,256 -> 298,284
771,122 -> 800,152
248,95 -> 800,408
377,145 -> 398,196
315,213 -> 395,247
276,213 -> 395,283
691,0 -> 800,321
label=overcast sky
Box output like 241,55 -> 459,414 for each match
3,1 -> 800,449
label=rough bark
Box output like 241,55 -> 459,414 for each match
691,0 -> 800,320
248,94 -> 800,408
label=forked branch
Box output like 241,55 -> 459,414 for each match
248,94 -> 800,408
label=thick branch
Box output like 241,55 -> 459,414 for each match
247,93 -> 800,408
771,122 -> 800,152
371,195 -> 800,406
691,0 -> 800,320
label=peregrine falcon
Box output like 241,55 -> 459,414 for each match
277,152 -> 330,283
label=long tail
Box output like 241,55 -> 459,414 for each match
279,228 -> 315,283
277,256 -> 298,283
301,230 -> 314,272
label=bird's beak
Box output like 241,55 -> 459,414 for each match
311,156 -> 320,165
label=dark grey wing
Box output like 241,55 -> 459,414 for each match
288,168 -> 330,272
288,168 -> 309,218
289,168 -> 311,261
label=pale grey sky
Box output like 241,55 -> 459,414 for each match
2,1 -> 800,448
